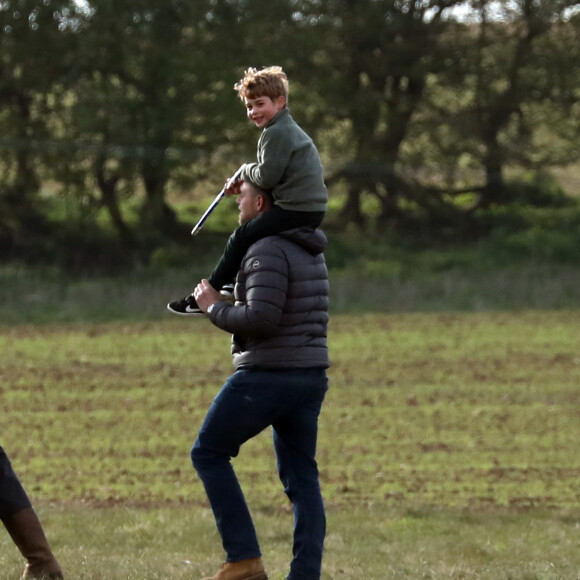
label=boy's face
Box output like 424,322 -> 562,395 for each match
244,95 -> 286,128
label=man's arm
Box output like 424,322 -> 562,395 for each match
204,243 -> 290,337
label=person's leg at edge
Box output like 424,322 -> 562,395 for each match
272,370 -> 328,580
1,446 -> 64,579
1,445 -> 32,520
207,208 -> 325,291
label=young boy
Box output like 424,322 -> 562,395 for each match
167,66 -> 328,315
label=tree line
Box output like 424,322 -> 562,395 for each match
1,0 -> 579,265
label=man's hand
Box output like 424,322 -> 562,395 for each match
193,279 -> 222,314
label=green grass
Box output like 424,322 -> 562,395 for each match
1,312 -> 580,578
3,261 -> 580,325
1,504 -> 579,579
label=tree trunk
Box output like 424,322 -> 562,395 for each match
140,158 -> 180,238
94,153 -> 135,250
480,132 -> 505,207
377,169 -> 403,225
1,89 -> 48,235
339,183 -> 366,227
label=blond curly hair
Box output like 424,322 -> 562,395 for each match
234,66 -> 289,102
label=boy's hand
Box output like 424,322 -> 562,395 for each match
224,179 -> 241,195
224,164 -> 246,195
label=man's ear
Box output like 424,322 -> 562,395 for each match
256,194 -> 266,212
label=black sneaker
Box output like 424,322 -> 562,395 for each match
220,283 -> 235,303
167,294 -> 204,316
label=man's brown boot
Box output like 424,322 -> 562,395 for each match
2,507 -> 64,579
202,556 -> 267,580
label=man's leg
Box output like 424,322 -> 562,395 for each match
272,372 -> 328,580
191,370 -> 276,563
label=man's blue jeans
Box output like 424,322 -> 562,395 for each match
191,367 -> 328,580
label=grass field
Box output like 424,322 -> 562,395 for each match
1,312 -> 580,578
3,258 -> 580,325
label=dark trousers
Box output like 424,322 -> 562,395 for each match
208,207 -> 325,290
191,368 -> 328,580
0,445 -> 32,520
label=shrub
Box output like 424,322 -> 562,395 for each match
504,170 -> 572,208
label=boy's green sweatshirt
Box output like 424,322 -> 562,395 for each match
240,108 -> 328,213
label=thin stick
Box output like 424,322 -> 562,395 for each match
191,166 -> 245,236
